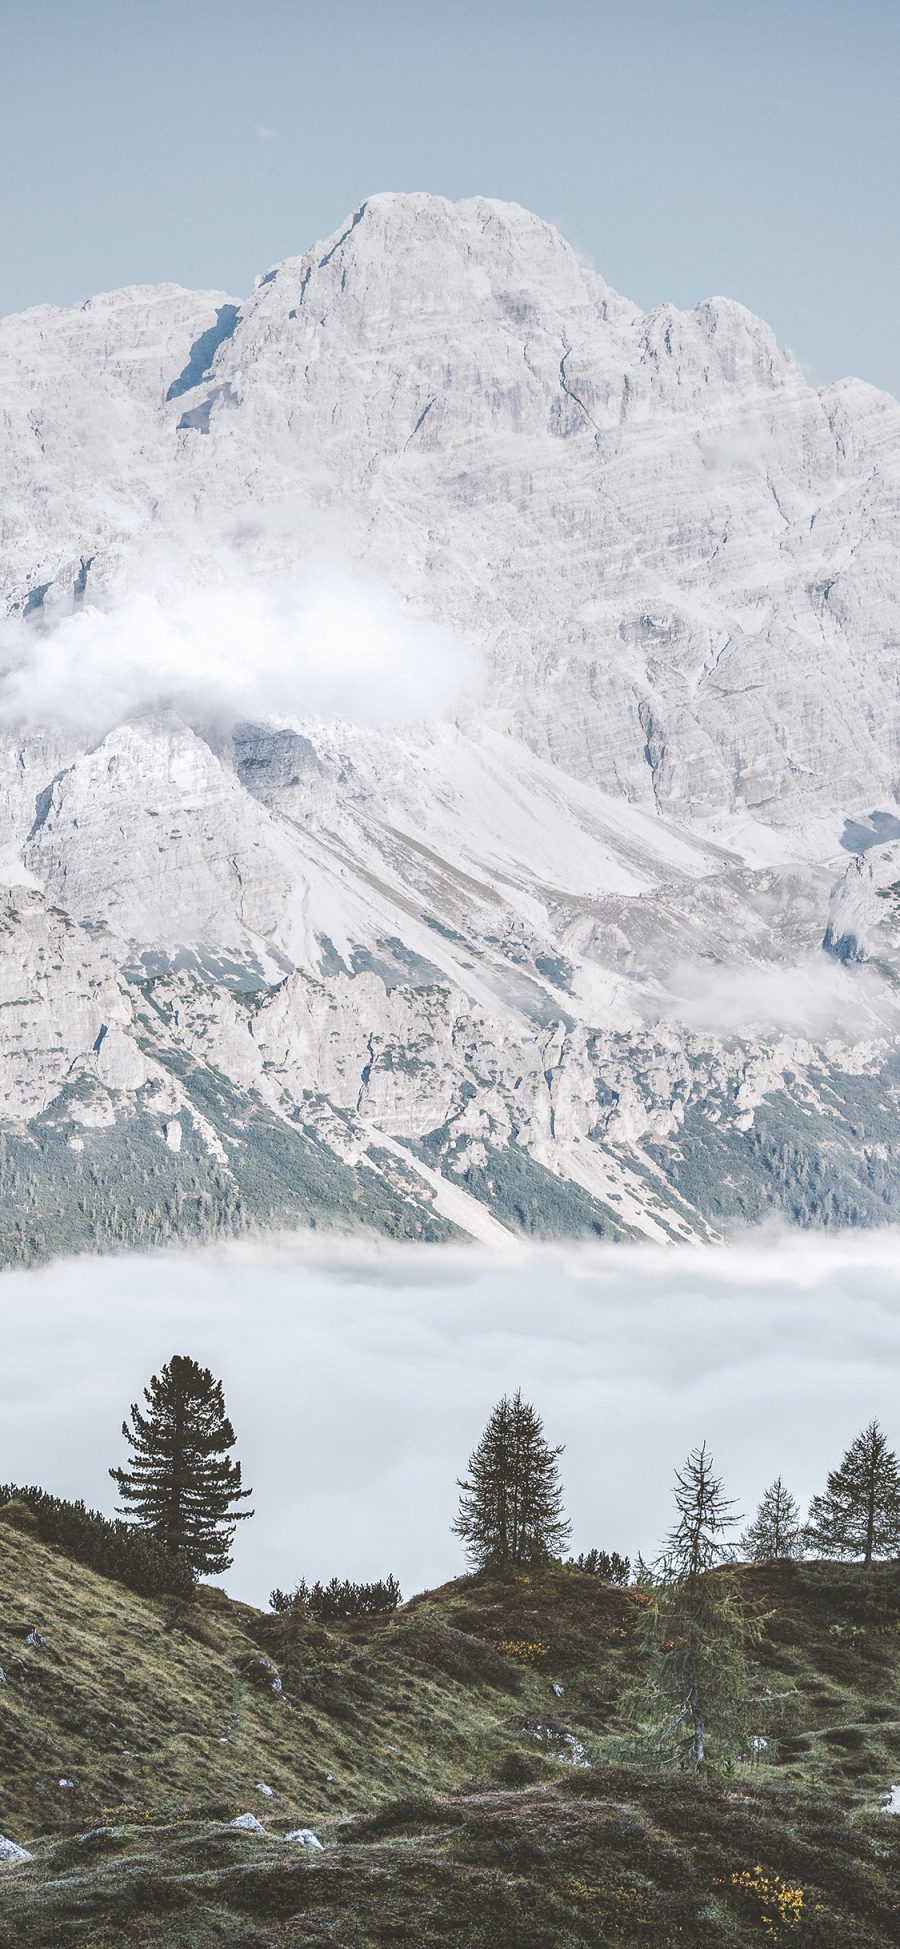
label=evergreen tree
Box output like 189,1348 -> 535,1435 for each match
453,1390 -> 570,1569
627,1444 -> 757,1771
110,1355 -> 252,1578
806,1420 -> 900,1568
663,1441 -> 739,1579
740,1477 -> 804,1562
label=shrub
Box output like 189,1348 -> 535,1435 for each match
729,1865 -> 804,1939
496,1639 -> 549,1665
0,1483 -> 193,1599
270,1573 -> 401,1620
568,1548 -> 631,1584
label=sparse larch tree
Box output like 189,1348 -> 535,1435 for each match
453,1389 -> 570,1570
740,1477 -> 804,1562
110,1355 -> 253,1579
664,1441 -> 738,1582
628,1443 -> 760,1772
806,1420 -> 900,1568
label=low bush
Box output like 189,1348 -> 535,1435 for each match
270,1573 -> 401,1620
0,1483 -> 193,1599
568,1549 -> 631,1585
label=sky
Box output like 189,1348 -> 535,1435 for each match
1,0 -> 898,397
2,1231 -> 899,1607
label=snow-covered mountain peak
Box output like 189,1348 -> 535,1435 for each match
2,191 -> 899,832
2,195 -> 900,1256
289,189 -> 629,314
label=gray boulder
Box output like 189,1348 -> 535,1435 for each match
284,1828 -> 323,1850
229,1813 -> 264,1833
0,1835 -> 33,1864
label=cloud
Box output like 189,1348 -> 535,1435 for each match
647,953 -> 897,1037
0,571 -> 478,737
2,1229 -> 899,1606
255,125 -> 277,141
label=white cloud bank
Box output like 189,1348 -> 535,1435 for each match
651,954 -> 898,1037
0,571 -> 477,736
1,1229 -> 899,1607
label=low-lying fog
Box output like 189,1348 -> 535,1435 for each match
2,1230 -> 899,1607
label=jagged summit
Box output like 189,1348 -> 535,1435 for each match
255,189 -> 629,307
257,186 -> 638,331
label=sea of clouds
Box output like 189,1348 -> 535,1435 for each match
1,1229 -> 898,1607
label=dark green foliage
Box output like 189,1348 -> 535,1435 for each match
454,1389 -> 571,1569
806,1420 -> 900,1567
0,1483 -> 193,1597
741,1478 -> 804,1562
628,1446 -> 755,1771
627,1567 -> 762,1774
269,1573 -> 402,1619
110,1355 -> 252,1577
416,1132 -> 634,1239
0,1049 -> 458,1269
568,1548 -> 631,1584
646,1057 -> 900,1231
4,1777 -> 900,1949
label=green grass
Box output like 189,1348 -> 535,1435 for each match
2,1519 -> 900,1944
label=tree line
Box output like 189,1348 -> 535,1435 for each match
6,1357 -> 899,1771
5,1355 -> 899,1604
453,1389 -> 900,1772
453,1387 -> 900,1573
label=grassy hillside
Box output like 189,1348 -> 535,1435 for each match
1,1512 -> 899,1945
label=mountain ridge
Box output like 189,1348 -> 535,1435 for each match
1,193 -> 899,1256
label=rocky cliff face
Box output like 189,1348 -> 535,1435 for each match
1,193 -> 899,1258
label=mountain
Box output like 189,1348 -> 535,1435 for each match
2,192 -> 900,1258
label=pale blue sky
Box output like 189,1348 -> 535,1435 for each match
2,0 -> 898,396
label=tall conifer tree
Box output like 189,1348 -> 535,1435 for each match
806,1421 -> 900,1568
741,1478 -> 804,1562
628,1444 -> 757,1771
110,1355 -> 252,1578
453,1389 -> 570,1569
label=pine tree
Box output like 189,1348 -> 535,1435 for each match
740,1477 -> 804,1562
663,1441 -> 739,1579
628,1444 -> 757,1771
110,1355 -> 252,1578
806,1420 -> 900,1568
453,1390 -> 570,1570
